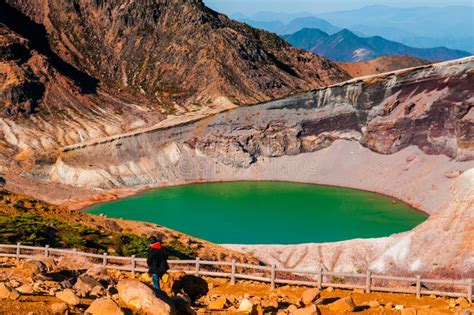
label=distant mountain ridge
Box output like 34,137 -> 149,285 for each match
240,16 -> 341,36
319,5 -> 474,53
232,5 -> 474,53
283,28 -> 471,62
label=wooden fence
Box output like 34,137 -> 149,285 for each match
0,243 -> 472,303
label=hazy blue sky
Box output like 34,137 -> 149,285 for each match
204,0 -> 473,15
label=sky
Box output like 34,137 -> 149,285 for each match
204,0 -> 474,15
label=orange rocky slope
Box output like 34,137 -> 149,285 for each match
337,55 -> 430,77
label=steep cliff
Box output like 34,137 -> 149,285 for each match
43,57 -> 474,190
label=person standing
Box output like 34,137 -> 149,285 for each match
147,236 -> 169,291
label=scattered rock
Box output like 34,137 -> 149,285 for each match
56,289 -> 80,306
21,260 -> 48,276
384,302 -> 393,310
401,307 -> 417,315
237,298 -> 254,313
459,309 -> 472,315
287,305 -> 298,313
74,275 -> 103,296
85,298 -> 124,315
325,287 -> 334,292
0,282 -> 21,300
91,285 -> 104,297
117,280 -> 172,315
16,284 -> 34,294
368,300 -> 380,308
172,295 -> 196,315
50,303 -> 68,314
406,155 -> 417,162
85,267 -> 114,284
301,288 -> 320,306
169,274 -> 209,302
262,295 -> 279,309
395,304 -> 404,310
328,296 -> 356,312
8,280 -> 21,288
292,304 -> 320,315
208,296 -> 228,310
456,297 -> 470,308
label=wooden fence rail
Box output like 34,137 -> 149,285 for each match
0,243 -> 472,303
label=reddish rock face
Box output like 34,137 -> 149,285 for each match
2,0 -> 349,111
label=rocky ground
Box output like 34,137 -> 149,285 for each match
0,257 -> 472,315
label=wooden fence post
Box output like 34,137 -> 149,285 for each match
131,255 -> 136,278
16,243 -> 20,261
366,271 -> 372,293
102,253 -> 108,267
195,258 -> 200,276
317,268 -> 323,289
270,264 -> 276,290
230,260 -> 236,285
468,278 -> 473,304
416,275 -> 421,298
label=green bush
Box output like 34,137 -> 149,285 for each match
0,214 -> 196,260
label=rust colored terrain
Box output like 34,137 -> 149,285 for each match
337,56 -> 430,78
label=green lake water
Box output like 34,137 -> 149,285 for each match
87,182 -> 427,244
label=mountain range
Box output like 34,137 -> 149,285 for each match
232,5 -> 474,53
318,5 -> 474,52
282,28 -> 471,62
239,16 -> 341,36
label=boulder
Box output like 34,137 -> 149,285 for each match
21,260 -> 48,275
237,298 -> 255,313
459,309 -> 471,315
368,300 -> 380,308
328,296 -> 356,312
171,295 -> 196,315
0,282 -> 21,300
90,285 -> 104,297
85,267 -> 114,284
292,304 -> 320,315
208,296 -> 228,310
50,302 -> 68,314
74,275 -> 103,296
301,288 -> 320,306
117,280 -> 173,315
325,287 -> 334,292
56,289 -> 80,306
169,274 -> 208,302
85,298 -> 124,315
16,284 -> 34,294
